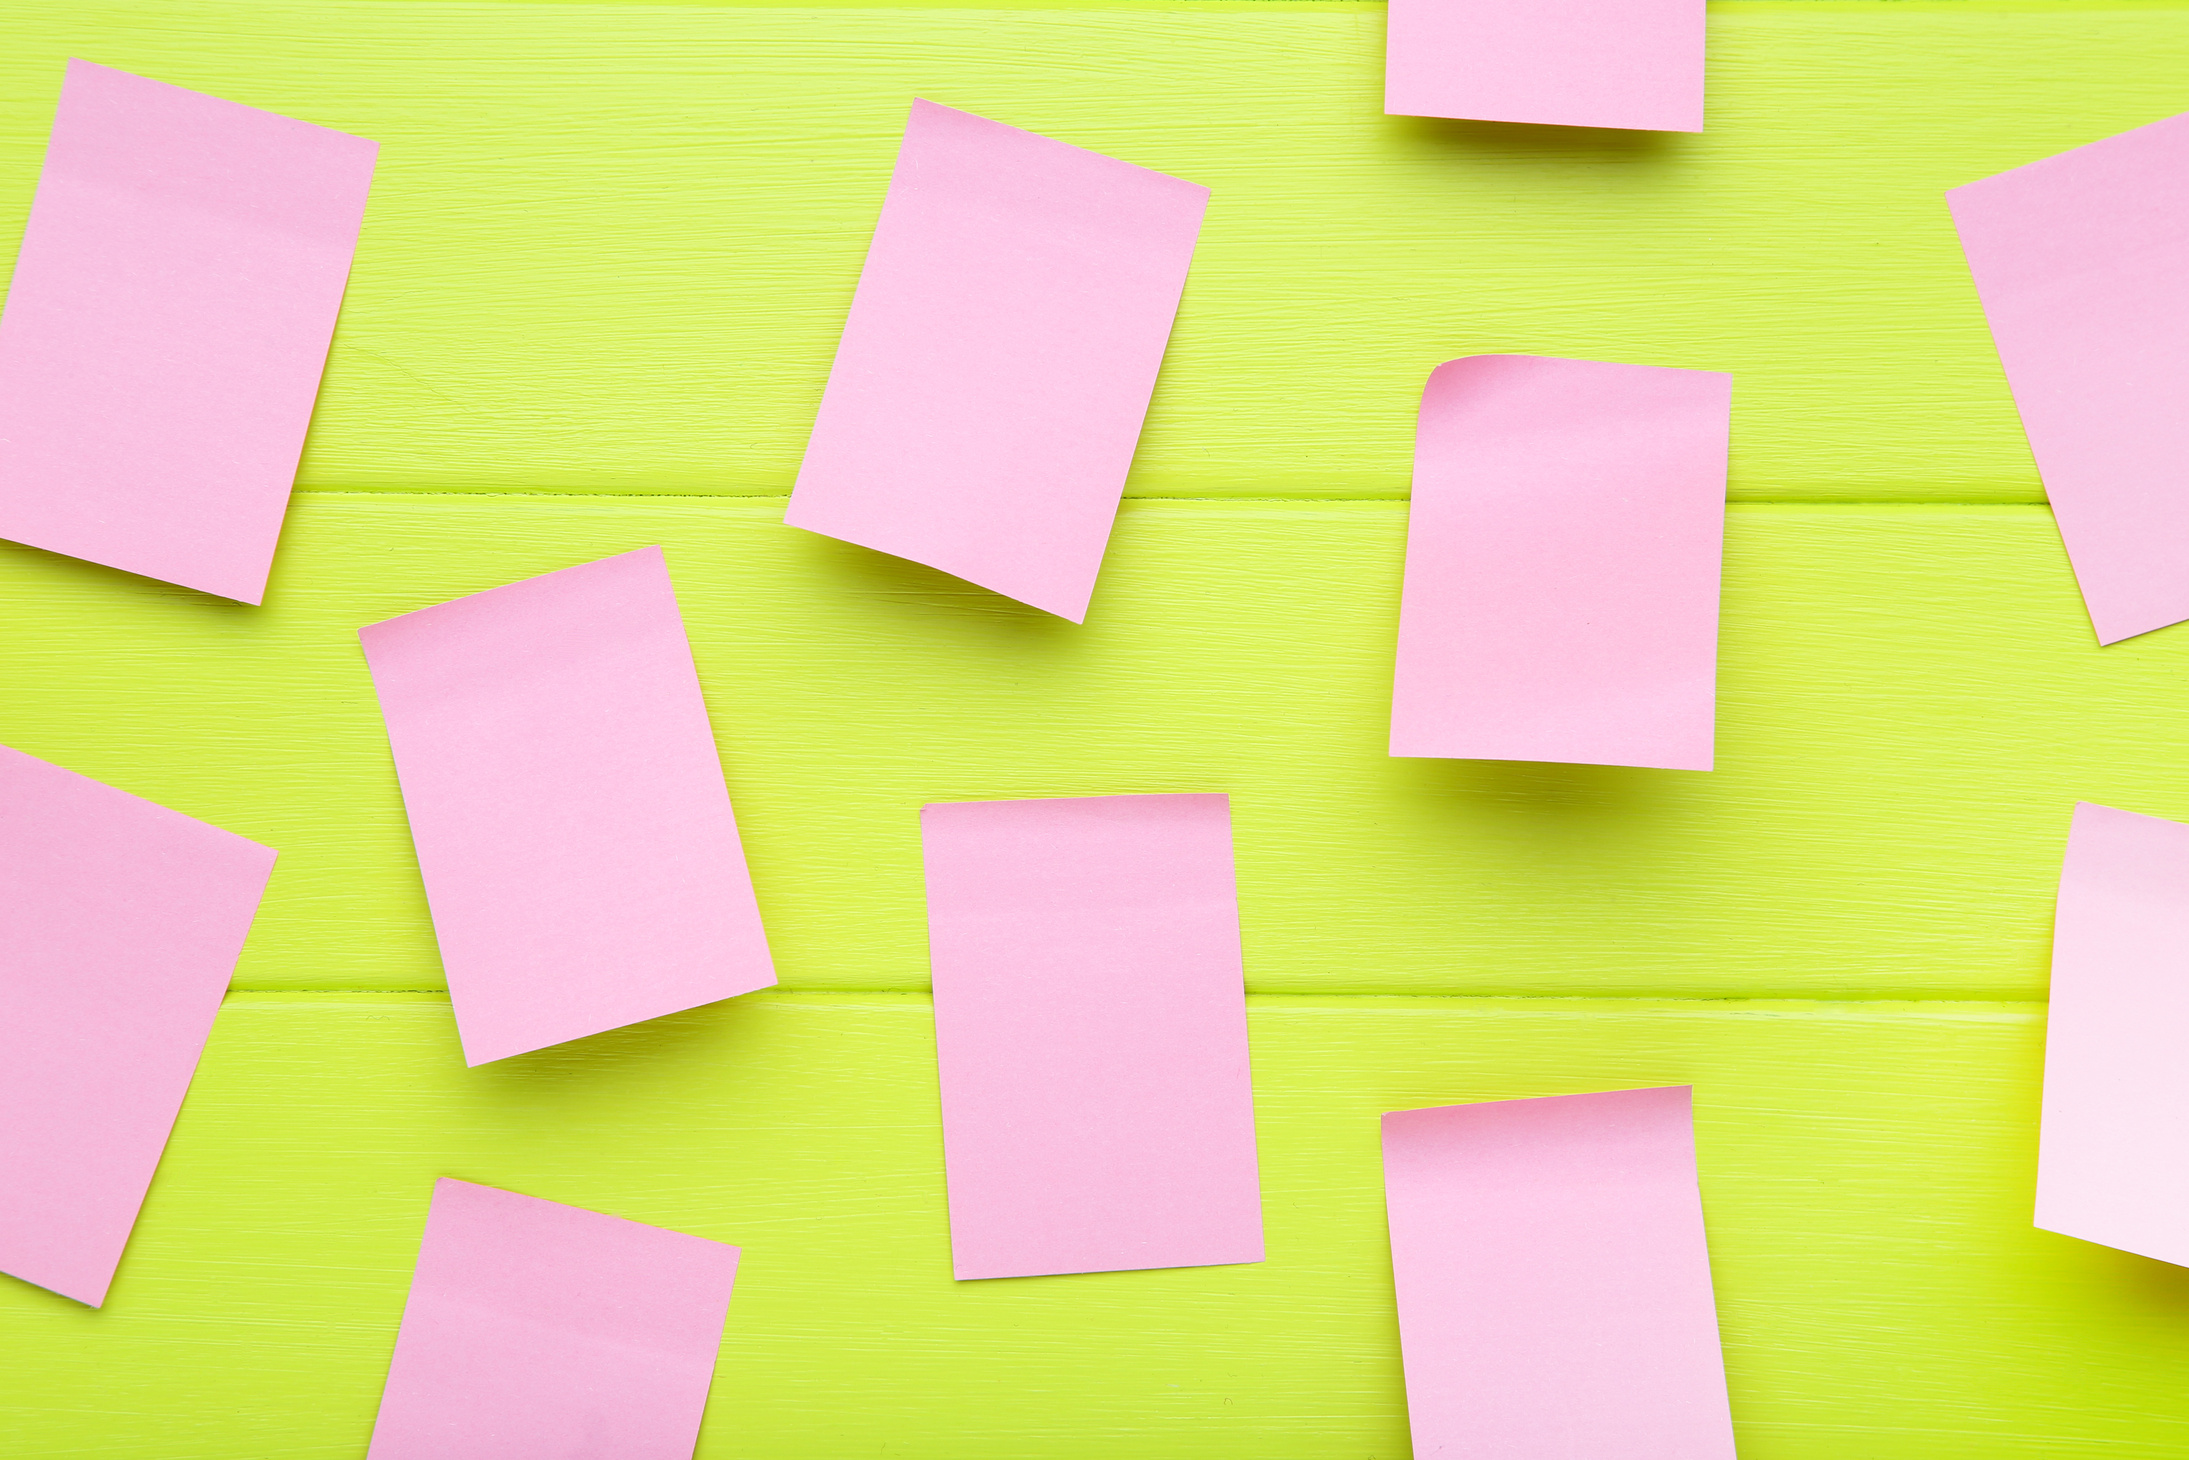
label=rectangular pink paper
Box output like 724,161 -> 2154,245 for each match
921,793 -> 1263,1280
1950,115 -> 2189,645
0,744 -> 274,1307
1382,1087 -> 1736,1460
360,547 -> 774,1067
1385,0 -> 1705,132
785,99 -> 1208,623
1390,355 -> 1730,771
0,59 -> 375,603
2036,802 -> 2189,1265
367,1179 -> 739,1460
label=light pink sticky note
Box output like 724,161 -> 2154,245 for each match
0,60 -> 375,603
1382,1087 -> 1737,1460
1384,0 -> 1706,133
1950,115 -> 2189,645
2035,802 -> 2189,1265
360,548 -> 774,1067
1389,355 -> 1731,771
366,1178 -> 739,1460
921,793 -> 1263,1280
0,745 -> 274,1307
785,100 -> 1208,623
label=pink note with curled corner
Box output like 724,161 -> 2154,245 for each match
366,1179 -> 740,1460
0,59 -> 375,603
1950,115 -> 2189,645
786,100 -> 1208,623
1381,1087 -> 1736,1460
0,744 -> 275,1307
921,793 -> 1263,1280
1384,0 -> 1706,133
1390,354 -> 1730,772
2036,802 -> 2189,1265
360,547 -> 774,1067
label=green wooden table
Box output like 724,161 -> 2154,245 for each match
8,2 -> 2189,1454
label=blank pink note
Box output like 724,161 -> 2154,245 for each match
786,100 -> 1208,623
1382,1087 -> 1736,1460
921,793 -> 1263,1280
1385,0 -> 1705,132
2036,803 -> 2189,1266
1950,114 -> 2189,645
360,548 -> 774,1067
1390,355 -> 1730,771
0,59 -> 375,603
0,745 -> 274,1307
366,1179 -> 740,1460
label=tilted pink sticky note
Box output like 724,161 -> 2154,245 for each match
785,100 -> 1208,623
1390,355 -> 1731,771
2036,802 -> 2189,1265
0,60 -> 375,603
0,745 -> 274,1307
360,548 -> 774,1066
1384,0 -> 1705,132
921,793 -> 1263,1280
366,1179 -> 740,1460
1382,1087 -> 1736,1460
1950,116 -> 2189,645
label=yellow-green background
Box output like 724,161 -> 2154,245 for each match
5,1 -> 2189,1454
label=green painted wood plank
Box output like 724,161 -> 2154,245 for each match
8,990 -> 2179,1458
5,1 -> 2184,500
5,493 -> 2184,999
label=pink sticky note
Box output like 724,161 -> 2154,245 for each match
0,745 -> 274,1307
2036,802 -> 2189,1265
0,60 -> 375,603
1389,355 -> 1730,771
1382,1087 -> 1737,1460
785,100 -> 1208,623
1385,0 -> 1705,133
366,1178 -> 739,1460
921,793 -> 1263,1280
360,548 -> 774,1067
1950,116 -> 2189,645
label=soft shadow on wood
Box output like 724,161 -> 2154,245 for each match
1390,113 -> 1682,164
0,536 -> 261,622
1396,754 -> 1685,823
784,525 -> 1078,646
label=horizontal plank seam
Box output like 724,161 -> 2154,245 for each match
291,489 -> 2049,509
221,987 -> 2046,1009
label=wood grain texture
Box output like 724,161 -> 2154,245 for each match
7,0 -> 2189,500
10,991 -> 2188,1459
8,493 -> 2185,999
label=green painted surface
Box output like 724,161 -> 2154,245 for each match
5,0 -> 2189,1455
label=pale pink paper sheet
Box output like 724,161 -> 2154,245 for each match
785,100 -> 1208,623
1384,0 -> 1705,132
366,1179 -> 739,1460
1381,1087 -> 1736,1460
0,60 -> 375,603
0,745 -> 274,1307
1950,115 -> 2189,645
360,548 -> 774,1067
2036,802 -> 2189,1265
1389,355 -> 1730,771
921,793 -> 1263,1280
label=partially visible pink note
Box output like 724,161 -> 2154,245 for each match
921,793 -> 1263,1280
1390,355 -> 1730,771
1382,1087 -> 1736,1460
366,1179 -> 740,1460
0,745 -> 274,1307
2036,803 -> 2189,1266
1950,115 -> 2189,645
360,548 -> 774,1067
0,59 -> 375,603
1385,0 -> 1705,132
786,100 -> 1208,623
